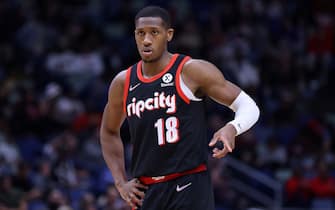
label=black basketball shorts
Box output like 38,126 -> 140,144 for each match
137,170 -> 215,210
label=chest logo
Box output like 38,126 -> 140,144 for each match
162,73 -> 173,83
129,83 -> 141,92
161,73 -> 174,87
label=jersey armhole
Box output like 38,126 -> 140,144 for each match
179,75 -> 203,102
176,57 -> 202,103
123,67 -> 132,114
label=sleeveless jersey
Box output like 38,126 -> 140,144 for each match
123,54 -> 208,177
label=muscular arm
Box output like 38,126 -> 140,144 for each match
182,59 -> 259,157
100,71 -> 147,208
100,70 -> 127,188
182,59 -> 241,109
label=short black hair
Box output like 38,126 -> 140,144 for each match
135,6 -> 171,28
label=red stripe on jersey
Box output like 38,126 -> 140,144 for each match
137,54 -> 179,83
123,67 -> 132,113
175,56 -> 191,104
139,164 -> 207,185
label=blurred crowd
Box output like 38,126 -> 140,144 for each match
0,0 -> 334,210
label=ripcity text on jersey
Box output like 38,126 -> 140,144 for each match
124,54 -> 208,177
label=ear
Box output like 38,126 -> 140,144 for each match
167,28 -> 174,42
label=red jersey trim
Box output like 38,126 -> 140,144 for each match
123,67 -> 132,113
139,164 -> 207,185
137,54 -> 179,83
175,56 -> 191,104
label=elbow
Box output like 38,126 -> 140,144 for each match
99,124 -> 120,143
99,125 -> 110,144
99,125 -> 106,142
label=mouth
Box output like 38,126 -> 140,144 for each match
142,49 -> 153,56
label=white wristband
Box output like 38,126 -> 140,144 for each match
227,91 -> 260,136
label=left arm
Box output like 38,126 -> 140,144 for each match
182,59 -> 260,158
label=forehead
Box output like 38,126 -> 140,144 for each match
135,17 -> 166,29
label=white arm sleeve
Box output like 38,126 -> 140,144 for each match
227,91 -> 260,136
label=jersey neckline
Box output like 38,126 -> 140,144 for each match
137,54 -> 179,83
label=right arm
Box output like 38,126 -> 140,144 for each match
100,70 -> 127,190
100,70 -> 147,209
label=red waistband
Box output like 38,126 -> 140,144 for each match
138,164 -> 207,185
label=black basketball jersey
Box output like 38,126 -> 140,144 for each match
124,54 -> 208,177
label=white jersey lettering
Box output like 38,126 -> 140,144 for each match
127,92 -> 176,118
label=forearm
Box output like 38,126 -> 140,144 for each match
100,130 -> 127,189
228,91 -> 260,136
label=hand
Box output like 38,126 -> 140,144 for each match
208,123 -> 237,158
117,178 -> 148,209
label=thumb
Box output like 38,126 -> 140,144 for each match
209,136 -> 218,146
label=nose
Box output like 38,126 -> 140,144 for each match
143,34 -> 152,46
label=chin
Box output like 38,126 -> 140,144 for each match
142,56 -> 157,63
141,54 -> 162,63
142,59 -> 154,63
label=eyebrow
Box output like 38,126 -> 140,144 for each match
135,26 -> 162,30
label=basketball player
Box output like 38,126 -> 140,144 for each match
100,6 -> 260,210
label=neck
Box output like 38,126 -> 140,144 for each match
142,52 -> 172,77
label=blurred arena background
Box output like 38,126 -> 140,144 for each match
0,0 -> 334,210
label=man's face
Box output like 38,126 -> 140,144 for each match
135,17 -> 173,63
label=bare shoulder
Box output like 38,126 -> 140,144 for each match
182,58 -> 240,105
102,70 -> 128,130
108,70 -> 128,95
182,59 -> 227,93
184,58 -> 226,82
110,70 -> 128,88
184,58 -> 222,71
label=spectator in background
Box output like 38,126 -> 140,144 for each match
98,184 -> 128,210
0,174 -> 27,210
31,159 -> 55,194
0,128 -> 20,171
46,188 -> 68,210
309,161 -> 335,209
285,166 -> 311,208
78,192 -> 97,210
257,136 -> 287,173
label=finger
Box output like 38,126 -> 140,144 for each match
212,147 -> 220,157
213,147 -> 229,158
133,178 -> 148,189
133,188 -> 146,199
212,147 -> 219,153
209,135 -> 219,146
130,192 -> 143,207
125,196 -> 133,207
123,193 -> 136,208
212,147 -> 223,157
213,149 -> 229,158
135,182 -> 149,190
127,193 -> 136,206
121,193 -> 130,202
221,138 -> 233,152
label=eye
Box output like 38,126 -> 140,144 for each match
137,31 -> 145,36
152,30 -> 159,35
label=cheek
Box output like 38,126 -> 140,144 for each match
156,38 -> 167,48
135,38 -> 141,45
